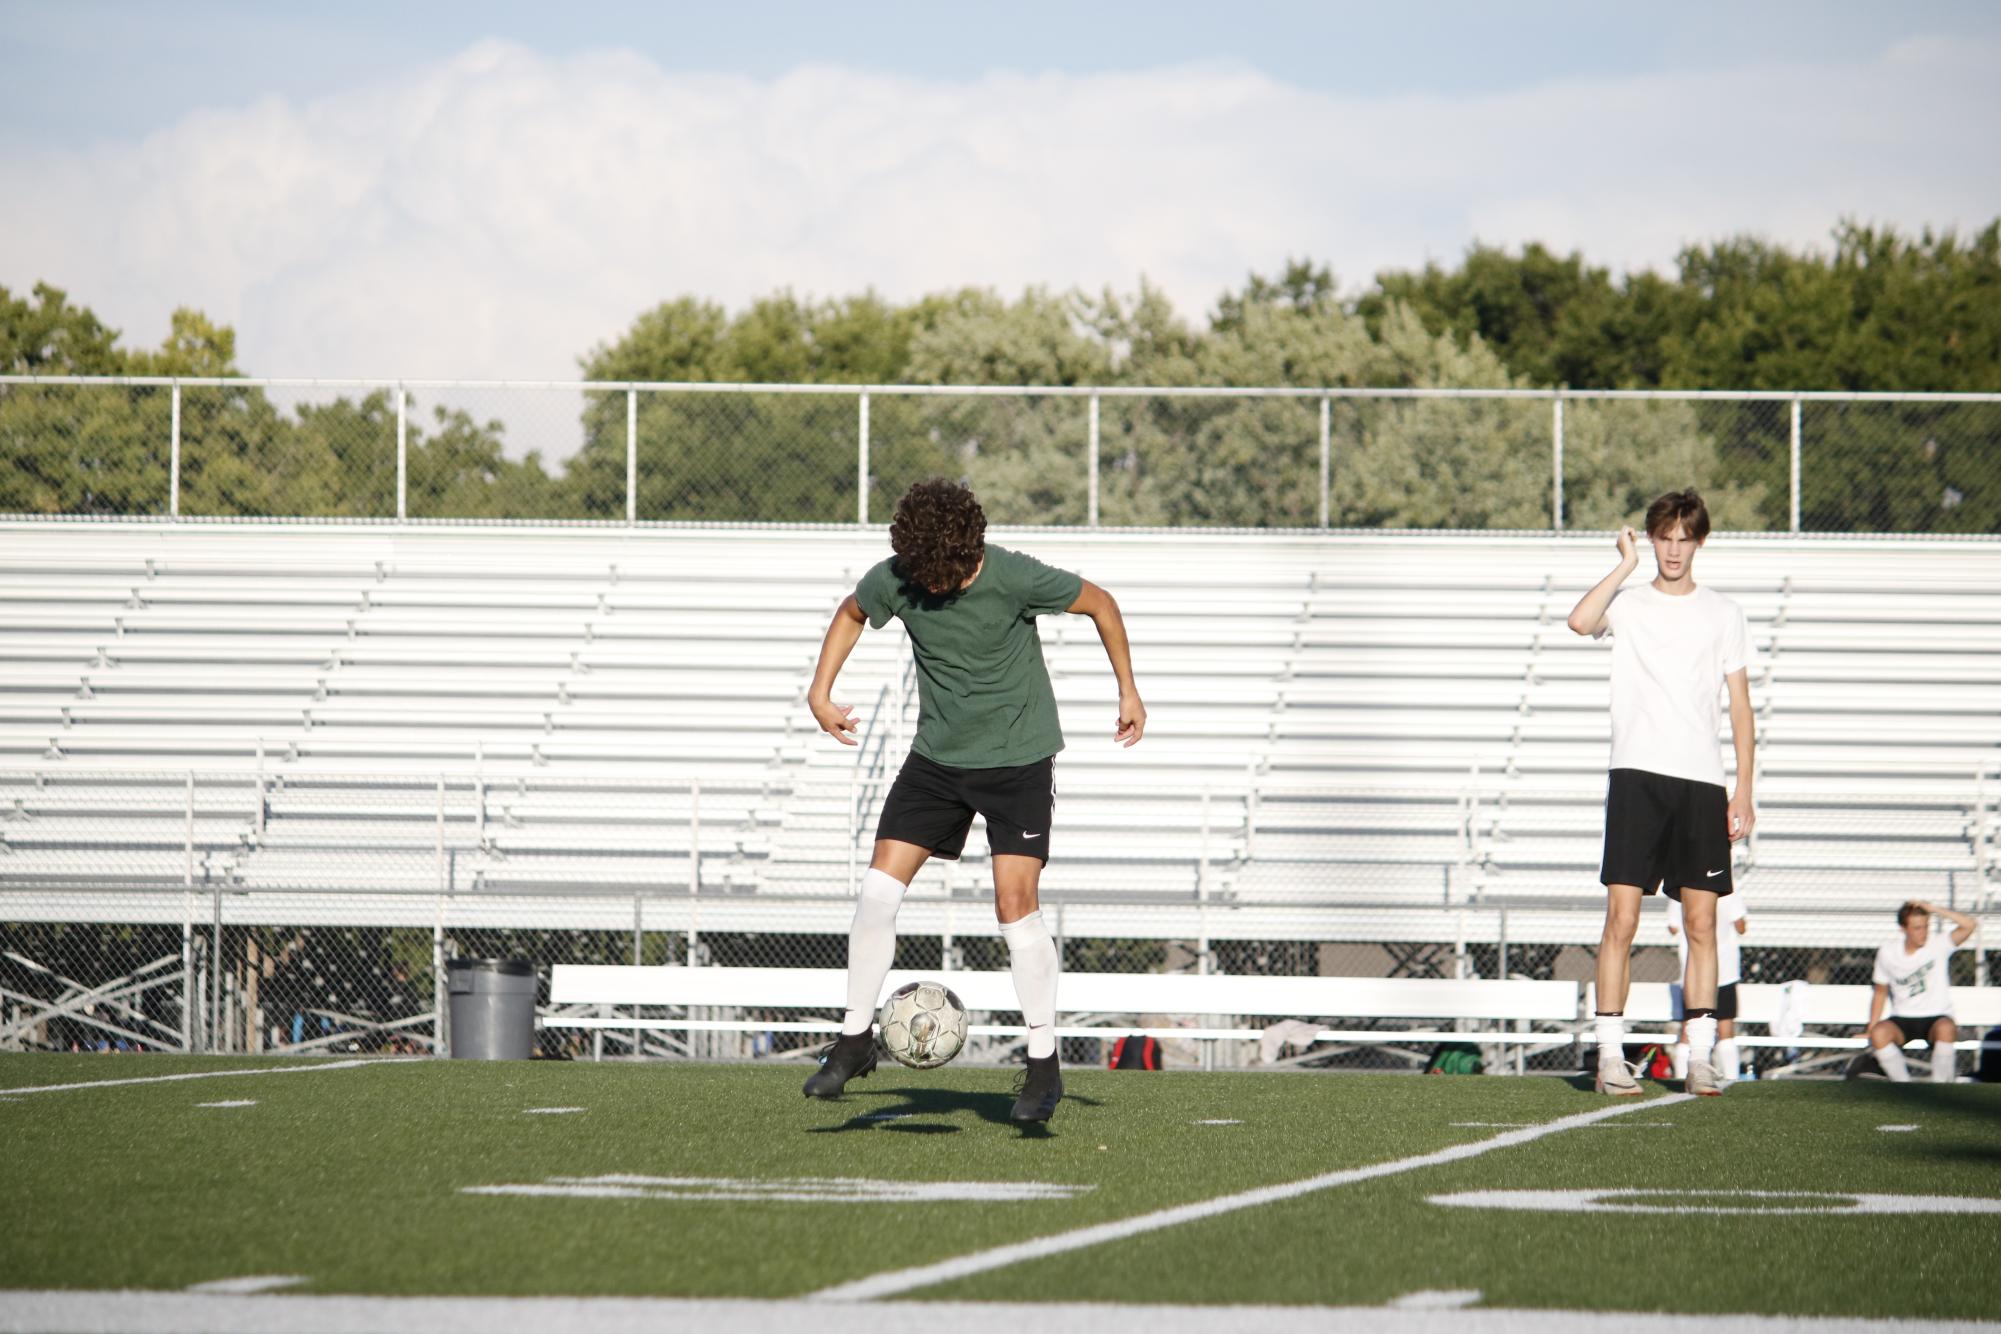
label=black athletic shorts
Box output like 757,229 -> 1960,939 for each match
1887,1014 -> 1950,1044
1671,981 -> 1738,1021
1600,767 -> 1734,899
876,750 -> 1055,862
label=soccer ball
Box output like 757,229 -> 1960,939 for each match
877,980 -> 968,1070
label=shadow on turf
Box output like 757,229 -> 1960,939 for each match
808,1084 -> 1103,1140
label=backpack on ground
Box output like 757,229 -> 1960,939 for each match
1426,1041 -> 1483,1075
1108,1034 -> 1163,1070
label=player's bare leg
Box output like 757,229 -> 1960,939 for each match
1593,884 -> 1644,1094
1678,889 -> 1723,1095
995,852 -> 1062,1121
804,838 -> 931,1099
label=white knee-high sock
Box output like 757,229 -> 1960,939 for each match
841,868 -> 907,1035
1873,1041 -> 1911,1082
1716,1039 -> 1741,1081
1671,1042 -> 1689,1081
1686,1015 -> 1718,1065
1000,910 -> 1059,1059
1931,1042 -> 1957,1083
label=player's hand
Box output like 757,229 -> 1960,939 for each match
1726,790 -> 1754,843
1115,691 -> 1146,747
1615,525 -> 1639,565
810,695 -> 858,746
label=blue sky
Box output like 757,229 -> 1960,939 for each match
3,1 -> 1998,390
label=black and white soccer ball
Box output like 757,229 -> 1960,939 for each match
877,980 -> 968,1070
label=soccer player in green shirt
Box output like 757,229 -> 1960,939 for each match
802,478 -> 1146,1121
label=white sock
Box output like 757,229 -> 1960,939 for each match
1874,1042 -> 1911,1082
1594,1014 -> 1624,1064
1717,1039 -> 1741,1081
1686,1015 -> 1718,1065
999,910 -> 1059,1060
1931,1042 -> 1957,1084
840,868 -> 907,1035
1671,1043 -> 1689,1081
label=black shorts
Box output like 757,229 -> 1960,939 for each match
1887,1014 -> 1950,1044
1671,981 -> 1738,1021
876,751 -> 1055,863
1600,768 -> 1734,899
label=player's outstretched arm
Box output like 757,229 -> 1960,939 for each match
1566,525 -> 1639,636
1725,668 -> 1755,842
1867,983 -> 1888,1029
807,595 -> 868,745
1920,901 -> 1978,946
1067,579 -> 1145,746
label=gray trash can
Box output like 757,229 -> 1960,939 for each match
446,957 -> 537,1059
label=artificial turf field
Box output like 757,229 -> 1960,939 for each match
2,1054 -> 1998,1324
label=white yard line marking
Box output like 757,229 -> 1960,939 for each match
4,1291 -> 1987,1334
464,1175 -> 1096,1204
1877,1124 -> 1919,1133
815,1094 -> 1695,1302
523,1106 -> 585,1115
196,1100 -> 258,1109
1390,1290 -> 1482,1310
184,1275 -> 305,1295
1429,1189 -> 2001,1216
1192,1119 -> 1242,1126
3,1057 -> 410,1096
1454,1122 -> 1671,1130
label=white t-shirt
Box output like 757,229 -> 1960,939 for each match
1872,935 -> 1957,1019
1595,582 -> 1751,788
1669,892 -> 1748,986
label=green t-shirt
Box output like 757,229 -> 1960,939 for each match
854,544 -> 1084,769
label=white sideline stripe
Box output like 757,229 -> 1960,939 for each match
3,1292 -> 1993,1334
1878,1124 -> 1919,1133
196,1100 -> 258,1109
1391,1290 -> 1483,1310
184,1275 -> 305,1295
2,1057 -> 405,1095
814,1093 -> 1696,1302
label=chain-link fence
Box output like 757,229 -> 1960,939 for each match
5,379 -> 1999,533
5,767 -> 1993,1072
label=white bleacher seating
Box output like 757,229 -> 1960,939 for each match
0,521 -> 1996,981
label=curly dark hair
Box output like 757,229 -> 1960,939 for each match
890,478 -> 986,593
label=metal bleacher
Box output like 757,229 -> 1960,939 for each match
1,521 -> 1998,964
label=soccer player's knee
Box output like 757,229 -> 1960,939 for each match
1935,1018 -> 1958,1044
1602,908 -> 1639,947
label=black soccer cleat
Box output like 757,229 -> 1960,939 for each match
1010,1053 -> 1064,1123
803,1030 -> 879,1099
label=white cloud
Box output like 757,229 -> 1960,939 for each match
3,37 -> 1996,408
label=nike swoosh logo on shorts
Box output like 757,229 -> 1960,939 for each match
1023,832 -> 1042,840
1706,869 -> 1724,877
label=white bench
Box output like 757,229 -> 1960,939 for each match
1588,981 -> 2001,1051
544,963 -> 1581,1065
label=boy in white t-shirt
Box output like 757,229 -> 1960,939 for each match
1668,891 -> 1748,1082
1567,489 -> 1755,1098
1867,899 -> 1977,1083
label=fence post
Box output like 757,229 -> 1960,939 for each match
169,380 -> 182,518
183,773 -> 194,1053
858,391 -> 871,525
1319,396 -> 1331,529
1789,396 -> 1802,534
1551,395 -> 1565,532
1087,393 -> 1100,527
626,387 -> 638,525
395,386 -> 408,521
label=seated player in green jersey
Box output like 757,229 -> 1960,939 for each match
802,478 -> 1145,1122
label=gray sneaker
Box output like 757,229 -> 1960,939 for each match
1596,1054 -> 1643,1096
1686,1058 -> 1723,1097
